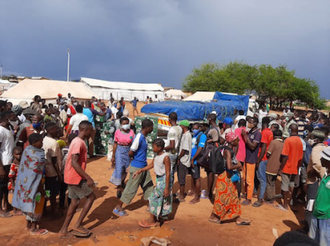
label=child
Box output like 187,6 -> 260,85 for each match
134,138 -> 171,227
12,133 -> 48,235
8,146 -> 23,215
112,119 -> 154,217
177,120 -> 192,202
59,121 -> 96,238
265,130 -> 284,205
309,146 -> 330,246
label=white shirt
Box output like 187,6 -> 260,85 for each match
69,113 -> 89,131
154,152 -> 169,176
111,106 -> 118,119
179,131 -> 192,167
166,125 -> 182,155
234,115 -> 246,129
0,126 -> 14,166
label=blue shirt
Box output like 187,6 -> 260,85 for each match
131,99 -> 138,108
130,133 -> 148,168
83,108 -> 95,128
191,132 -> 207,164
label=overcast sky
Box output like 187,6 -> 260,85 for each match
1,1 -> 329,98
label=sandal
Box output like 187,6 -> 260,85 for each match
236,220 -> 251,226
138,220 -> 156,228
209,218 -> 221,224
0,212 -> 13,218
113,208 -> 128,217
252,201 -> 263,207
59,232 -> 74,239
71,229 -> 91,238
189,198 -> 200,205
30,229 -> 49,236
274,204 -> 289,212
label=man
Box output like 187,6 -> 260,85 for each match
177,120 -> 192,202
234,110 -> 246,129
309,146 -> 330,246
59,121 -> 96,238
57,93 -> 65,106
221,117 -> 234,140
83,101 -> 105,157
241,117 -> 261,205
100,102 -> 112,121
283,112 -> 296,139
297,112 -> 308,138
130,97 -> 139,117
164,112 -> 182,189
206,113 -> 221,200
265,130 -> 284,205
66,93 -> 72,104
305,130 -> 326,227
30,95 -> 42,112
253,117 -> 273,207
0,111 -> 15,218
111,101 -> 119,120
278,124 -> 303,211
66,105 -> 88,137
112,119 -> 154,216
189,123 -> 207,204
43,123 -> 62,219
17,114 -> 45,149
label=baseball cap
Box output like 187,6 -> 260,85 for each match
320,147 -> 330,161
223,117 -> 233,125
18,101 -> 29,109
179,120 -> 190,127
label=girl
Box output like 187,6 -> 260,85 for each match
8,146 -> 23,216
134,138 -> 171,228
12,133 -> 48,235
209,131 -> 250,226
110,117 -> 135,198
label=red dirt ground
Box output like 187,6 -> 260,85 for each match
0,102 -> 305,246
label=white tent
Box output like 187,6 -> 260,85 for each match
165,89 -> 187,100
1,79 -> 97,105
80,77 -> 164,101
183,91 -> 238,102
0,79 -> 16,93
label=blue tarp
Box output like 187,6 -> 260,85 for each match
141,92 -> 249,121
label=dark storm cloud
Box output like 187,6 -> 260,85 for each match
0,0 -> 329,97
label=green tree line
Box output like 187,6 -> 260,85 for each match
183,62 -> 326,109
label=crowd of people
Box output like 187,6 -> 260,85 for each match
0,93 -> 330,245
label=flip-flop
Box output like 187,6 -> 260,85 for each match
13,211 -> 23,216
252,201 -> 263,207
0,212 -> 13,218
113,208 -> 128,217
236,220 -> 251,226
30,229 -> 49,236
178,198 -> 185,202
138,220 -> 156,228
209,218 -> 221,224
274,204 -> 289,212
189,198 -> 200,205
71,229 -> 91,238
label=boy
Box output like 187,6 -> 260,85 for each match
43,122 -> 62,219
177,120 -> 192,202
130,97 -> 139,117
309,146 -> 330,246
265,130 -> 284,204
0,111 -> 15,217
112,119 -> 154,217
59,121 -> 96,238
189,123 -> 207,204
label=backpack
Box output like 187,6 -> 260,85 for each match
197,127 -> 220,168
209,146 -> 234,174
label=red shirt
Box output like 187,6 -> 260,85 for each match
259,128 -> 273,161
64,137 -> 87,185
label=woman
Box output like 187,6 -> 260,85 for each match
134,138 -> 171,227
12,133 -> 48,235
110,117 -> 135,198
209,131 -> 251,225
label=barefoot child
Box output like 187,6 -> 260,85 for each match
134,138 -> 171,227
12,133 -> 48,235
59,121 -> 96,238
8,146 -> 23,215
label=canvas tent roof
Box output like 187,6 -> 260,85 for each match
183,91 -> 238,102
80,77 -> 164,91
165,89 -> 187,98
1,79 -> 97,104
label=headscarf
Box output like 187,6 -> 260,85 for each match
225,131 -> 239,143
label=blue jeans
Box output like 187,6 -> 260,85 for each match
257,160 -> 267,200
309,216 -> 330,246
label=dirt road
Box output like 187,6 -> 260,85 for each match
0,155 -> 304,246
